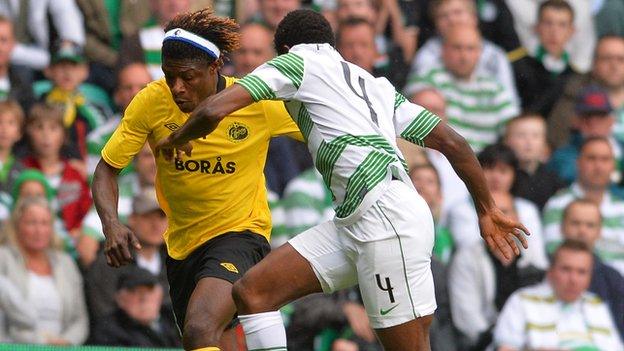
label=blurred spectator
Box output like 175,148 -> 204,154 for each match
506,0 -> 596,73
410,164 -> 454,264
86,62 -> 152,176
334,0 -> 416,63
406,24 -> 519,152
41,41 -> 108,161
85,188 -> 169,321
594,0 -> 624,38
543,137 -> 624,275
231,23 -> 275,77
0,196 -> 88,345
0,275 -> 36,343
449,206 -> 545,350
76,0 -> 151,92
480,144 -> 548,268
90,267 -> 180,348
516,0 -> 579,117
504,114 -> 565,210
251,0 -> 302,30
548,85 -> 621,184
119,0 -> 193,80
549,35 -> 624,148
408,0 -> 519,107
408,88 -> 468,213
0,0 -> 85,71
493,240 -> 623,351
0,100 -> 24,195
0,17 -> 34,110
336,17 -> 408,89
22,103 -> 92,237
560,199 -> 624,338
270,168 -> 334,248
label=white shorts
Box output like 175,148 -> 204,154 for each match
289,180 -> 437,329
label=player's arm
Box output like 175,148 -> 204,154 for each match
92,90 -> 151,267
92,160 -> 140,267
423,122 -> 529,260
156,84 -> 254,158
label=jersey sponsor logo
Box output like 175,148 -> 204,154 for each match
220,262 -> 239,273
174,156 -> 236,174
380,304 -> 399,316
164,122 -> 180,131
227,122 -> 249,142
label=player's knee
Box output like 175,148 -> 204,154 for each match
182,319 -> 221,349
232,277 -> 268,313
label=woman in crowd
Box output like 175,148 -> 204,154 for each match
0,196 -> 88,345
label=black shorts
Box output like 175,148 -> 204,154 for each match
166,231 -> 271,331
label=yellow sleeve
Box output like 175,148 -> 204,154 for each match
101,88 -> 153,169
263,100 -> 303,141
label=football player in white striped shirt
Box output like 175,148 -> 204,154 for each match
156,9 -> 529,351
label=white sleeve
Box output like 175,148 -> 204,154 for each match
393,91 -> 441,147
236,53 -> 304,101
48,0 -> 86,45
516,200 -> 548,270
493,292 -> 527,350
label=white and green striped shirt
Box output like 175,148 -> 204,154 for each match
543,183 -> 624,275
238,44 -> 440,222
405,66 -> 519,152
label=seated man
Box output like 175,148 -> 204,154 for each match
560,199 -> 624,338
408,0 -> 518,106
493,240 -> 623,351
405,24 -> 519,152
90,267 -> 180,348
543,136 -> 624,275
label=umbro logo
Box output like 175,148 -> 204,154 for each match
220,262 -> 239,273
164,122 -> 180,131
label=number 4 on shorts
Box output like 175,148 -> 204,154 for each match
375,273 -> 395,303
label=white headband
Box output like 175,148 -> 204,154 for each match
163,28 -> 221,59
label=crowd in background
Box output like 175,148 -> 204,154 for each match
0,0 -> 623,350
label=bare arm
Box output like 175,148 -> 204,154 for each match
156,84 -> 254,156
92,159 -> 140,267
423,122 -> 529,259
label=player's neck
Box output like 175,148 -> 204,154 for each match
138,244 -> 159,260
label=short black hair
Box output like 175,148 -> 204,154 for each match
162,9 -> 240,65
538,0 -> 575,22
552,239 -> 593,267
477,143 -> 519,170
274,9 -> 335,55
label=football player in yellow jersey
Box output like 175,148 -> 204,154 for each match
91,9 -> 301,351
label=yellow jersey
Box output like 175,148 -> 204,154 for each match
102,77 -> 302,259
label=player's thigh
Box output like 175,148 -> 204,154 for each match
185,277 -> 236,328
375,315 -> 434,351
353,185 -> 436,330
237,221 -> 357,311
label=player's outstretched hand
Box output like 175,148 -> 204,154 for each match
155,135 -> 193,161
478,207 -> 530,261
103,221 -> 142,267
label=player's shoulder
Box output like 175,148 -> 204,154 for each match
224,75 -> 286,116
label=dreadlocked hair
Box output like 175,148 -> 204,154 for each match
162,8 -> 240,64
274,9 -> 335,55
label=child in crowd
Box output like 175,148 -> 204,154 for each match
0,100 -> 24,194
22,103 -> 91,238
504,114 -> 565,210
42,41 -> 107,160
516,0 -> 578,116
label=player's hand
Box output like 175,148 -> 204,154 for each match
155,135 -> 193,161
478,207 -> 530,261
342,302 -> 376,343
103,221 -> 141,267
